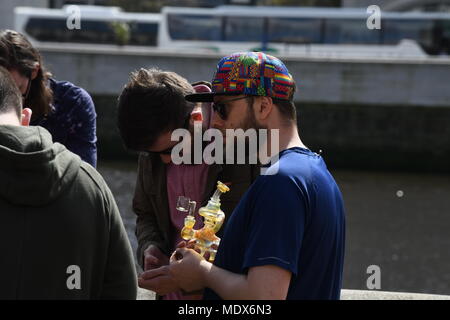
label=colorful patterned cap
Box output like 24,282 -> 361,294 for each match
185,52 -> 295,102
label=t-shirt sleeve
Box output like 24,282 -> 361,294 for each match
242,175 -> 308,276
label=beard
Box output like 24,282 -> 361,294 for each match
223,103 -> 268,164
239,102 -> 266,131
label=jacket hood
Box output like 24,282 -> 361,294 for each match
0,125 -> 81,206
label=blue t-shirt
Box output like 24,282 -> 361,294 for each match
203,147 -> 346,300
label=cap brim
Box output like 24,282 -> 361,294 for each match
185,92 -> 241,102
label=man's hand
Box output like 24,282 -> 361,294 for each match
144,244 -> 169,271
138,265 -> 179,296
169,247 -> 211,293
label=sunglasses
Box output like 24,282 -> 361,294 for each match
212,96 -> 252,120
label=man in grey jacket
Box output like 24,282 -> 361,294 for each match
0,66 -> 137,299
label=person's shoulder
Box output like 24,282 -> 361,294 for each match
50,78 -> 94,109
256,148 -> 326,193
76,161 -> 113,205
261,149 -> 309,177
50,78 -> 88,96
278,148 -> 325,178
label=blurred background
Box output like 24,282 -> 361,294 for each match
1,0 -> 449,296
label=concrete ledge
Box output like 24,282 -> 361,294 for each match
341,289 -> 450,300
136,288 -> 450,300
137,288 -> 156,300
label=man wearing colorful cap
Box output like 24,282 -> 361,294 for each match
164,52 -> 346,300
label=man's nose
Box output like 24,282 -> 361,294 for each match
211,111 -> 225,129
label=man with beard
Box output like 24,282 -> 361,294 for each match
117,69 -> 258,299
142,52 -> 346,300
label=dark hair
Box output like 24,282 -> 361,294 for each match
0,66 -> 22,117
273,98 -> 297,123
0,30 -> 53,119
246,96 -> 297,123
117,68 -> 195,151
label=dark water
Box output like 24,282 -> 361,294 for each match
98,161 -> 450,295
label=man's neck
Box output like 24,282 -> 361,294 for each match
0,113 -> 20,126
266,122 -> 306,157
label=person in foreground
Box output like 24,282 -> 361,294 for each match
149,52 -> 346,300
0,66 -> 136,299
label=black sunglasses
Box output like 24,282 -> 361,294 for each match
212,96 -> 252,120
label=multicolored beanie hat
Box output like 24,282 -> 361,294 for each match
186,52 -> 295,102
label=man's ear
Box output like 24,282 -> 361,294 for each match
21,108 -> 32,126
258,96 -> 274,121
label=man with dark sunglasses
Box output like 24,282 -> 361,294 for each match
158,52 -> 346,300
116,68 -> 258,300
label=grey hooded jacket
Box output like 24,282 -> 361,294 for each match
0,125 -> 136,299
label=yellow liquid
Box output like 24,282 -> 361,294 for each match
181,216 -> 195,240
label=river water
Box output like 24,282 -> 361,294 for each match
98,161 -> 450,296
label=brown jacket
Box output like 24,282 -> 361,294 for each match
133,153 -> 259,268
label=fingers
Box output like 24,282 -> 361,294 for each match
194,247 -> 202,255
170,248 -> 185,264
138,276 -> 158,291
175,240 -> 199,259
186,239 -> 197,249
177,240 -> 197,249
176,241 -> 187,248
170,247 -> 198,264
145,255 -> 159,265
144,255 -> 161,270
144,245 -> 169,264
138,274 -> 177,295
139,266 -> 168,280
204,251 -> 211,261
